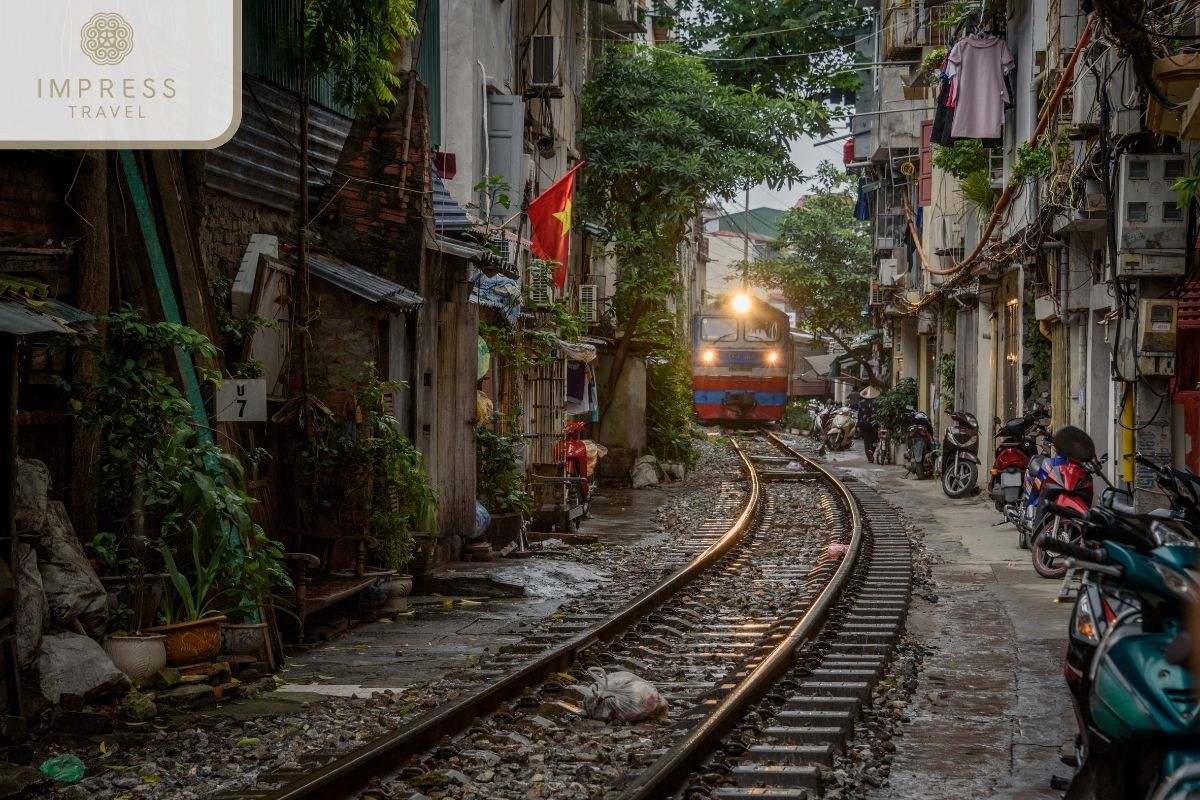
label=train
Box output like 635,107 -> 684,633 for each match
692,294 -> 792,424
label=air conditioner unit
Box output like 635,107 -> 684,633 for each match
875,236 -> 896,252
878,258 -> 901,286
578,284 -> 599,323
868,282 -> 884,306
529,36 -> 560,88
528,262 -> 553,307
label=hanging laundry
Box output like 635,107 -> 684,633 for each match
854,177 -> 871,221
946,34 -> 1015,140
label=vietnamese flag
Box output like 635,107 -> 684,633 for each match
528,162 -> 584,289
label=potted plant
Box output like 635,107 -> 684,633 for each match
219,530 -> 293,657
476,425 -> 534,549
145,522 -> 228,666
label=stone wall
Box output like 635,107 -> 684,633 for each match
307,281 -> 387,399
0,153 -> 70,238
196,184 -> 294,279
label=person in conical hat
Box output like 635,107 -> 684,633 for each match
858,385 -> 880,461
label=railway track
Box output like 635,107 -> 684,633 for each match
227,431 -> 912,800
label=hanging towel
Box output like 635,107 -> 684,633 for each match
854,177 -> 871,221
946,34 -> 1015,140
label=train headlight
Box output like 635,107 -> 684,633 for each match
702,349 -> 716,364
732,293 -> 752,314
767,351 -> 779,364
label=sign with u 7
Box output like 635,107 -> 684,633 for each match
215,379 -> 267,423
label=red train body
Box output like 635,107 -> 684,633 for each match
692,297 -> 792,423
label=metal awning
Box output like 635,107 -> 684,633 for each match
303,252 -> 424,311
432,170 -> 473,234
803,353 -> 839,376
429,234 -> 491,262
0,298 -> 93,336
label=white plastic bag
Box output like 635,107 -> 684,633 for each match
577,667 -> 668,722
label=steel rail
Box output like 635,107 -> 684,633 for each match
613,431 -> 865,800
258,441 -> 762,800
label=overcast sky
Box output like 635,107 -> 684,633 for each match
744,132 -> 849,212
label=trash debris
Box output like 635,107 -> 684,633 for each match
662,462 -> 686,481
14,544 -> 46,669
472,502 -> 491,540
35,632 -> 130,704
576,667 -> 668,722
827,542 -> 851,558
14,458 -> 50,534
37,502 -> 108,636
38,754 -> 85,784
630,456 -> 661,489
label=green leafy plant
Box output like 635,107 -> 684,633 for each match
781,402 -> 814,431
1011,142 -> 1053,182
303,0 -> 419,114
1172,152 -> 1200,211
646,331 -> 698,469
932,139 -> 991,180
744,162 -> 880,384
874,377 -> 918,435
959,169 -> 997,217
921,47 -> 949,79
211,276 -> 276,380
158,526 -> 229,625
476,426 -> 533,516
303,364 -> 433,572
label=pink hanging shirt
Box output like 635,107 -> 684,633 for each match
946,35 -> 1015,139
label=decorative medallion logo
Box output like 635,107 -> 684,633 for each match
80,13 -> 134,66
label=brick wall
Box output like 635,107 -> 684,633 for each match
0,153 -> 71,238
197,186 -> 294,279
315,77 -> 430,290
307,281 -> 387,398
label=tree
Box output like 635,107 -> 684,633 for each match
304,0 -> 419,114
668,0 -> 865,103
579,44 -> 818,407
744,161 -> 880,385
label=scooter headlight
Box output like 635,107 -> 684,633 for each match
1152,561 -> 1198,600
1150,520 -> 1197,548
1073,591 -> 1100,645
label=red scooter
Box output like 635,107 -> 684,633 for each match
1028,426 -> 1099,580
560,421 -> 591,504
988,409 -> 1049,513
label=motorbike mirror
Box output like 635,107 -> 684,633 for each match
1053,426 -> 1096,462
993,416 -> 1002,426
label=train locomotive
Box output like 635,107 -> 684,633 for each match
692,295 -> 791,424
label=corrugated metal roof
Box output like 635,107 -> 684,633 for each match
0,298 -> 93,336
206,77 -> 353,214
432,170 -> 473,233
304,253 -> 424,311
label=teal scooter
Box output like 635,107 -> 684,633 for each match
1044,515 -> 1200,799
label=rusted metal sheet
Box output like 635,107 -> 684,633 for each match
205,78 -> 352,214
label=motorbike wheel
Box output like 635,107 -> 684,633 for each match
910,439 -> 926,479
824,431 -> 841,451
1032,517 -> 1078,579
941,457 -> 979,498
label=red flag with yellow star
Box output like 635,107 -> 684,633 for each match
527,162 -> 584,289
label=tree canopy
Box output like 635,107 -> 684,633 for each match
669,0 -> 866,105
579,44 -> 817,401
744,161 -> 879,382
304,0 -> 419,113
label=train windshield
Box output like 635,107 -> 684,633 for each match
701,317 -> 737,342
745,319 -> 780,342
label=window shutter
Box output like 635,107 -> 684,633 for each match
919,120 -> 933,207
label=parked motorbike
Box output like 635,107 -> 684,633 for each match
988,409 -> 1050,514
902,408 -> 934,479
1021,427 -> 1098,578
874,427 -> 893,465
809,400 -> 832,441
823,405 -> 857,451
940,410 -> 980,498
1038,437 -> 1200,799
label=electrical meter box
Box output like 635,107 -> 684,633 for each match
1115,154 -> 1189,277
1137,298 -> 1178,376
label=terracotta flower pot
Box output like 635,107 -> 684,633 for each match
145,616 -> 227,666
104,634 -> 167,685
220,622 -> 267,657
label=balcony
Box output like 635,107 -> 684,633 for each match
882,0 -> 954,62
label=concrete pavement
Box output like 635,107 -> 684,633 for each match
825,444 -> 1074,800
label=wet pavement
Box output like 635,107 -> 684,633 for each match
247,486 -> 673,705
823,443 -> 1073,800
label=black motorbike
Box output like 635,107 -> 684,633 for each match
940,410 -> 980,498
903,408 -> 935,480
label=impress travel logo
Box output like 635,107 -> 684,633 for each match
0,1 -> 241,148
